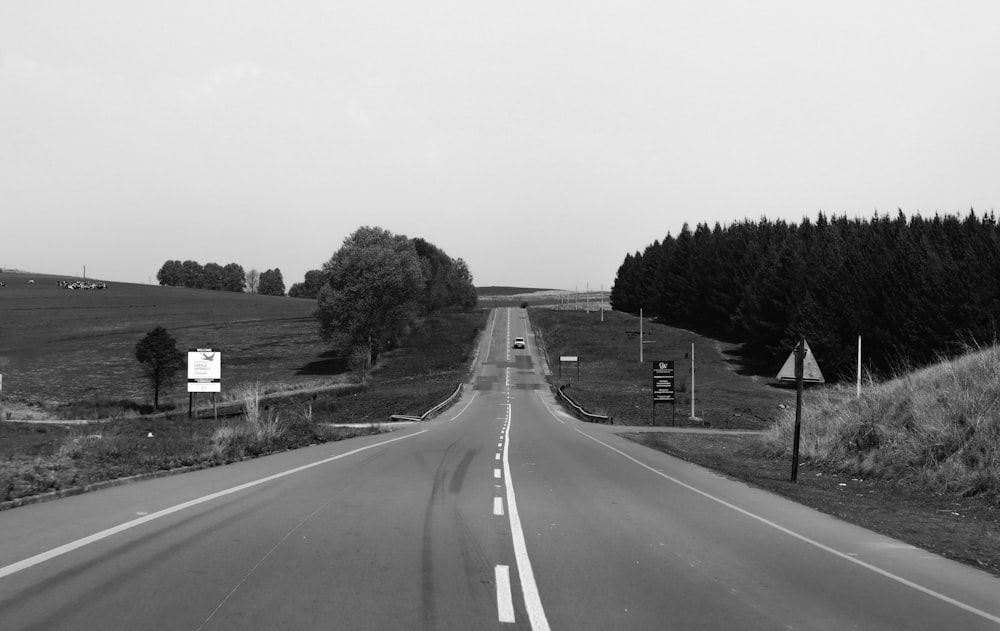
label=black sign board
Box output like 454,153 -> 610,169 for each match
652,360 -> 675,402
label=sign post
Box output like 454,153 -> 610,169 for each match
790,339 -> 805,482
652,360 -> 675,425
188,348 -> 221,418
775,337 -> 825,483
559,356 -> 579,381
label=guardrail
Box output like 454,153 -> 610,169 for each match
389,382 -> 464,422
556,384 -> 612,424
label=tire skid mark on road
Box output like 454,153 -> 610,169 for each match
195,495 -> 338,631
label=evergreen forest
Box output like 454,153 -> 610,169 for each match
610,210 -> 1000,380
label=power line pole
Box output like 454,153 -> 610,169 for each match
639,308 -> 643,363
690,342 -> 696,420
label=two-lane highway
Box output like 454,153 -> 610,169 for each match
1,307 -> 999,629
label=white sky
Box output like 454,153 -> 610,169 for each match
2,1 -> 998,291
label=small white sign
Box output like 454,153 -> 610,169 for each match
188,348 -> 221,393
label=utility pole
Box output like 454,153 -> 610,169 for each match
690,342 -> 696,420
639,308 -> 643,363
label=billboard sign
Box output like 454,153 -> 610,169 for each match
188,348 -> 221,393
652,360 -> 675,403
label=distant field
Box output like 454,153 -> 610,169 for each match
0,273 -> 325,408
476,286 -> 556,296
476,286 -> 609,310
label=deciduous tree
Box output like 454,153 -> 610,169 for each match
315,226 -> 425,362
258,268 -> 285,296
244,269 -> 260,294
135,326 -> 185,411
156,260 -> 184,286
288,269 -> 327,299
223,263 -> 246,292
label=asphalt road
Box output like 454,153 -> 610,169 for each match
1,307 -> 999,630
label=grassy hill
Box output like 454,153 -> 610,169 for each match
0,278 -> 318,411
763,344 -> 1000,502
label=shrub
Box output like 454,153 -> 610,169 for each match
209,381 -> 289,460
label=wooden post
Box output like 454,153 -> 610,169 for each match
790,337 -> 805,482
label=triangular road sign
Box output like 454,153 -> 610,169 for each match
776,339 -> 825,383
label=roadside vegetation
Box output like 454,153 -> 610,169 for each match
0,299 -> 486,506
531,308 -> 1000,576
762,343 -> 1000,503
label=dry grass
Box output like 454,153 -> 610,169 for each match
209,382 -> 291,460
762,344 -> 1000,502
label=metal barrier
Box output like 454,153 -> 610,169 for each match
556,385 -> 612,424
389,383 -> 464,422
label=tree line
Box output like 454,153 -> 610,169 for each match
313,226 -> 478,371
156,260 -> 285,295
611,210 -> 1000,379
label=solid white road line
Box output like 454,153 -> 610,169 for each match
503,403 -> 551,631
495,564 -> 516,623
506,308 -> 512,363
574,428 -> 1000,627
0,430 -> 428,580
537,392 -> 567,424
483,308 -> 498,368
444,391 -> 478,422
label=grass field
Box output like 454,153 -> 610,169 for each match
0,271 -> 487,504
0,272 -> 327,414
530,307 -> 1000,577
529,308 -> 796,428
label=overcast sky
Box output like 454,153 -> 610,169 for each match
3,1 -> 998,291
